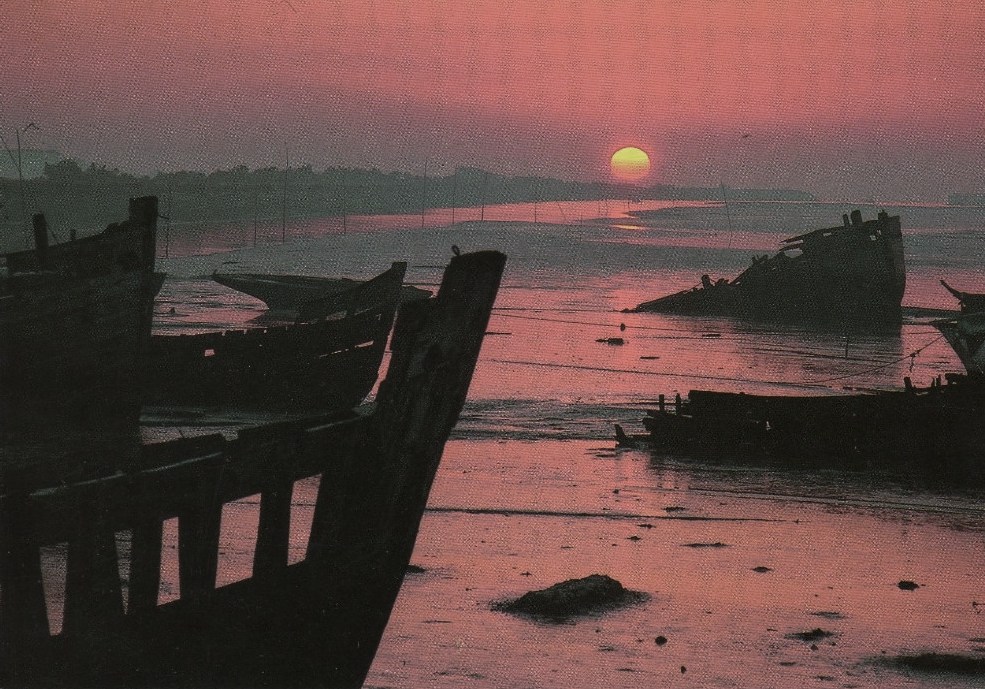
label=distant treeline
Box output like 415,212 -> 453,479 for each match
0,159 -> 815,240
948,193 -> 985,206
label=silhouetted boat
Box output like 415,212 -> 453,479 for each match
626,209 -> 906,329
940,279 -> 985,314
933,310 -> 985,376
144,262 -> 408,411
0,197 -> 163,436
0,249 -> 506,688
212,270 -> 430,317
630,313 -> 985,481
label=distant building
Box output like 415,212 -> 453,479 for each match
0,149 -> 62,179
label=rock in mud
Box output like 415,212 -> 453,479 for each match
493,574 -> 648,620
898,580 -> 920,590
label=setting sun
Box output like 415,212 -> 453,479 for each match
610,146 -> 651,182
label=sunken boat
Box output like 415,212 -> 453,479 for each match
212,270 -> 430,317
631,314 -> 985,481
626,209 -> 906,328
0,249 -> 506,688
144,262 -> 408,412
0,196 -> 163,435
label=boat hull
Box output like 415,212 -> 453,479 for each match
212,271 -> 430,313
144,263 -> 407,412
643,382 -> 985,480
629,210 -> 906,329
0,250 -> 507,688
0,197 -> 161,437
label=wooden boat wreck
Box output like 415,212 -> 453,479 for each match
144,262 -> 408,412
630,314 -> 985,481
212,270 -> 431,319
0,249 -> 506,688
0,196 -> 163,436
940,279 -> 985,314
626,210 -> 906,328
933,310 -> 985,376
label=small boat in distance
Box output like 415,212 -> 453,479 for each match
212,270 -> 431,316
144,263 -> 408,412
940,279 -> 985,314
626,209 -> 906,329
0,196 -> 163,437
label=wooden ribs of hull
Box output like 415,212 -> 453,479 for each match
0,250 -> 506,688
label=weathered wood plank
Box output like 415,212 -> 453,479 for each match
253,483 -> 293,579
127,517 -> 164,614
62,526 -> 125,636
176,461 -> 224,601
0,492 -> 50,664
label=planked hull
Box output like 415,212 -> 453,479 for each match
212,271 -> 431,313
0,250 -> 507,688
628,210 -> 906,329
641,380 -> 985,481
0,197 -> 161,437
145,263 -> 407,412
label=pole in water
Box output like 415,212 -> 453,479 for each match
420,158 -> 428,230
166,189 -> 173,258
282,145 -> 290,243
451,167 -> 458,225
340,169 -> 347,235
480,170 -> 488,221
720,181 -> 734,250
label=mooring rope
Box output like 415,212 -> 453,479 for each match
804,334 -> 947,385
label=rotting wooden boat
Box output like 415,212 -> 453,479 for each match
940,279 -> 985,314
212,270 -> 431,317
0,248 -> 506,688
0,197 -> 163,436
630,314 -> 985,481
144,262 -> 408,412
637,380 -> 985,475
933,310 -> 985,376
626,210 -> 906,329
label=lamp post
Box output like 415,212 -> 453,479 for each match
1,122 -> 38,246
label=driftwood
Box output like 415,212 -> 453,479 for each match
0,249 -> 506,688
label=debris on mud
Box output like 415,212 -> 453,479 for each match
898,580 -> 920,590
492,574 -> 648,621
890,653 -> 985,675
683,541 -> 728,548
788,628 -> 836,642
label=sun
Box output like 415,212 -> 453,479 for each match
610,146 -> 651,182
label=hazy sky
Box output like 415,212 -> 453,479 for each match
4,1 -> 984,200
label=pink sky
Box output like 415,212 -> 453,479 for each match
3,1 -> 984,200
